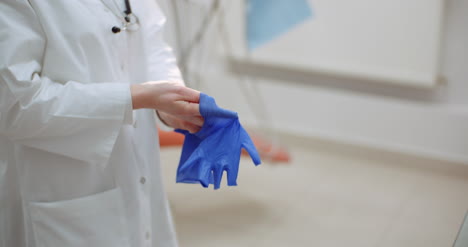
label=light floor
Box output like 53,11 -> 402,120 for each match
160,136 -> 468,247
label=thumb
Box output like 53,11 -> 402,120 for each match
241,129 -> 262,166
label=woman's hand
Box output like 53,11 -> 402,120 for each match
157,110 -> 204,133
131,81 -> 199,113
131,81 -> 204,133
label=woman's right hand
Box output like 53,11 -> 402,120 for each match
130,81 -> 202,123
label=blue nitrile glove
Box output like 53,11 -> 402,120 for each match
175,93 -> 261,189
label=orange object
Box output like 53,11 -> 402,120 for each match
158,129 -> 185,147
158,129 -> 291,163
245,133 -> 291,163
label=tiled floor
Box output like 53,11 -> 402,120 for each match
160,136 -> 468,247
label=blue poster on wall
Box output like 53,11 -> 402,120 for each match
247,0 -> 313,50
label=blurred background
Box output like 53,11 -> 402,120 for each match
157,0 -> 468,246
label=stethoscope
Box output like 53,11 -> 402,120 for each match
101,0 -> 140,33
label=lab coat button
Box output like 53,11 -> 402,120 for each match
140,177 -> 146,184
145,232 -> 150,240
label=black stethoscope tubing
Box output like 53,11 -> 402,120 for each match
111,0 -> 139,33
124,0 -> 132,20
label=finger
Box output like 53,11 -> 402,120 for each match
175,101 -> 201,117
177,120 -> 201,134
186,124 -> 201,134
178,115 -> 204,127
159,110 -> 204,128
176,86 -> 200,103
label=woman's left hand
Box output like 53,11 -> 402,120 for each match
157,110 -> 204,134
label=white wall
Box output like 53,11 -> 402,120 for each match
161,0 -> 468,164
233,0 -> 444,88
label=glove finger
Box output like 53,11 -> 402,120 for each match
199,161 -> 212,188
212,166 -> 225,190
226,167 -> 238,187
241,129 -> 262,165
209,170 -> 215,185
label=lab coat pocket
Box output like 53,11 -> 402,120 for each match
29,188 -> 130,247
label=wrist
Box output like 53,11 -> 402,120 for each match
130,84 -> 150,109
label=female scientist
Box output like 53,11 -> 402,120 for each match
0,0 -> 202,246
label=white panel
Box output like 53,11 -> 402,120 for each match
226,0 -> 444,87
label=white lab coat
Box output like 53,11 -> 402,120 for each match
0,0 -> 182,246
